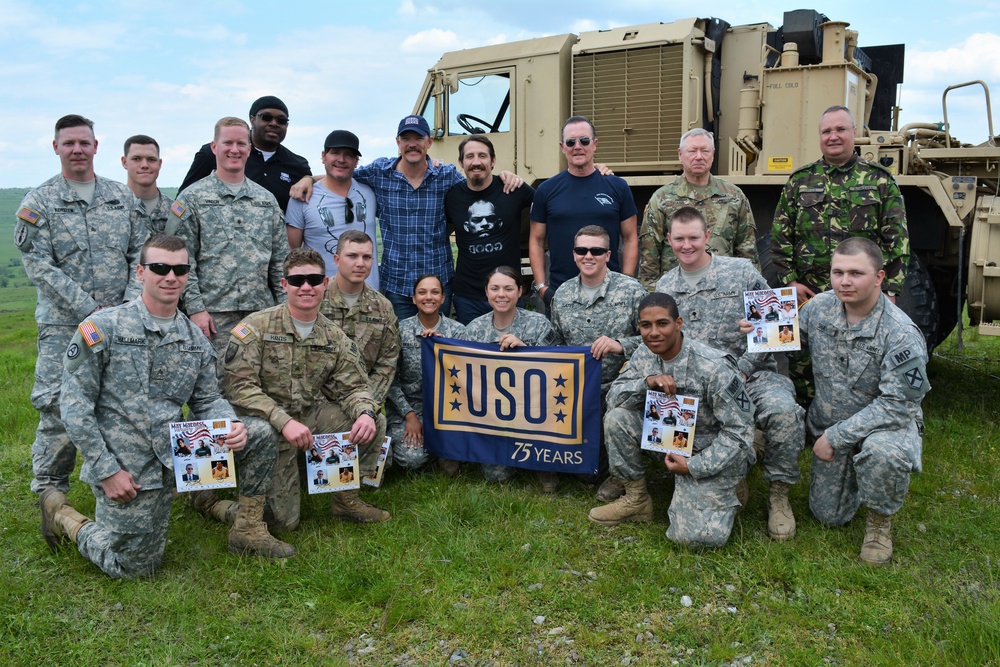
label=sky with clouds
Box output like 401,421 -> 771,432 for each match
3,0 -> 1000,188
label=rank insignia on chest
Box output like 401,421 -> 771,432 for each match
79,321 -> 103,347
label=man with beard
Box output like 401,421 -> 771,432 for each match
445,134 -> 534,324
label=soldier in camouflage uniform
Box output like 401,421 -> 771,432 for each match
220,247 -> 389,531
319,230 -> 400,407
797,237 -> 928,565
590,292 -> 755,548
638,128 -> 758,289
41,234 -> 291,579
465,266 -> 558,484
656,207 -> 804,541
387,274 -> 467,470
122,135 -> 174,234
770,106 -> 909,302
166,117 -> 288,370
15,114 -> 147,502
550,225 -> 647,498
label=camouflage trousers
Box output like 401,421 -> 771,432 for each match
809,421 -> 922,525
386,401 -> 428,470
31,325 -> 77,494
245,403 -> 385,531
76,466 -> 175,579
747,371 -> 805,484
605,406 -> 748,548
481,463 -> 517,483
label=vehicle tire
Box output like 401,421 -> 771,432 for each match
897,253 -> 939,352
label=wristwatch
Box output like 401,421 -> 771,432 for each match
532,281 -> 547,293
359,409 -> 377,420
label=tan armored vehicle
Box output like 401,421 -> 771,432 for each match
412,9 -> 1000,349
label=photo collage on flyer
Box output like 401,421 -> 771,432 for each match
362,437 -> 392,488
640,390 -> 698,457
305,432 -> 361,494
744,286 -> 801,353
170,419 -> 237,492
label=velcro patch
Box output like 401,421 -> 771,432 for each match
17,207 -> 40,224
113,335 -> 145,346
725,375 -> 742,398
903,366 -> 925,392
78,320 -> 103,347
232,322 -> 253,340
170,200 -> 186,217
888,346 -> 917,368
263,333 -> 293,343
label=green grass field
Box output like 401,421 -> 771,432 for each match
0,282 -> 997,665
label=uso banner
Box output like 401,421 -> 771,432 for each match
421,336 -> 601,474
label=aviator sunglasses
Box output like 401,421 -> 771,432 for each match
563,137 -> 593,148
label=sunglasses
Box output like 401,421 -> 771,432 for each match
573,246 -> 609,256
256,112 -> 289,126
284,273 -> 325,287
142,262 -> 191,276
563,137 -> 593,148
344,198 -> 354,224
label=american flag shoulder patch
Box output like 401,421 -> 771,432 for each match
79,320 -> 103,347
170,201 -> 186,217
17,208 -> 41,224
231,322 -> 253,340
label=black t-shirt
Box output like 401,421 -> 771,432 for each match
446,179 -> 534,298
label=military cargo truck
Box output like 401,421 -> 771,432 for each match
412,9 -> 1000,349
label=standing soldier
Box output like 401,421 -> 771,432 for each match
168,117 -> 289,369
770,106 -> 909,305
639,128 -> 758,289
121,135 -> 173,234
15,114 -> 147,506
42,234 -> 290,579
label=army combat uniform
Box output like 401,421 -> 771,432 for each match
387,314 -> 467,469
223,304 -> 383,531
15,174 -> 147,495
59,298 -> 273,578
167,172 -> 288,365
550,270 -> 647,396
770,154 -> 909,295
800,291 -> 928,525
465,308 -> 558,482
136,190 -> 175,235
656,256 -> 804,485
320,281 -> 400,406
602,339 -> 755,547
638,175 -> 758,289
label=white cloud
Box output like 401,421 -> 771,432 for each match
399,0 -> 417,16
401,28 -> 463,54
907,33 -> 1000,85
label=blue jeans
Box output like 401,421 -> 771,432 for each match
384,280 -> 454,321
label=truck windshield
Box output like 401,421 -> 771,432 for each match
448,72 -> 511,135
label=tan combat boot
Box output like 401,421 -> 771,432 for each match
860,510 -> 893,566
596,476 -> 626,502
537,470 -> 559,494
190,490 -> 237,524
39,488 -> 91,549
228,495 -> 297,558
767,481 -> 796,541
330,489 -> 391,523
588,478 -> 654,526
438,458 -> 461,476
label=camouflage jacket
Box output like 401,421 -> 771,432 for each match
319,282 -> 400,405
550,270 -> 646,390
137,189 -> 175,235
607,337 -> 754,479
800,291 -> 929,459
167,172 -> 288,315
656,255 -> 775,378
770,155 -> 909,293
223,304 -> 377,432
638,175 -> 758,288
15,174 -> 146,326
464,307 -> 558,346
387,314 -> 467,418
60,298 -> 231,488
